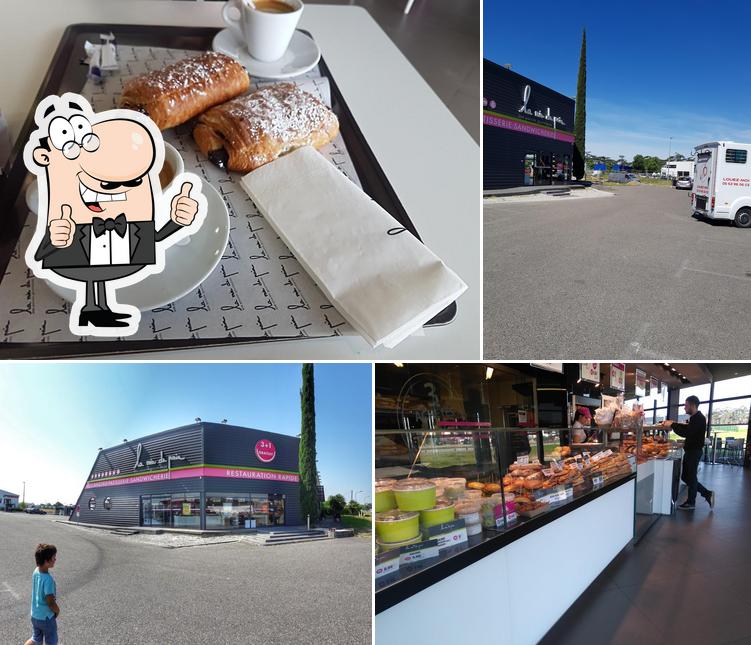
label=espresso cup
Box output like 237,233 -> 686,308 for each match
160,142 -> 184,192
161,142 -> 192,247
222,0 -> 303,63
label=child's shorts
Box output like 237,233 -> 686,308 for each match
31,616 -> 58,645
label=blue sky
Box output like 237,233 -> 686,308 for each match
0,363 -> 372,505
484,1 -> 751,159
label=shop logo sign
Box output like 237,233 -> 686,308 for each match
255,439 -> 276,463
133,442 -> 185,469
519,84 -> 566,127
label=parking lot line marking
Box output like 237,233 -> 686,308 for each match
698,237 -> 750,248
2,581 -> 20,600
674,258 -> 689,279
682,266 -> 751,282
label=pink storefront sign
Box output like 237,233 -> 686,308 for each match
84,465 -> 300,489
483,112 -> 575,143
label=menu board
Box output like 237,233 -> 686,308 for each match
610,363 -> 626,391
635,369 -> 647,397
530,362 -> 564,374
650,376 -> 659,397
580,362 -> 599,384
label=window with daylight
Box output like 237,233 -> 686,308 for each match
205,495 -> 250,528
726,149 -> 747,164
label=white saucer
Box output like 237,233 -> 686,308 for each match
43,181 -> 230,311
212,28 -> 321,79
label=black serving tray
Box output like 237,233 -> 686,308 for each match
0,23 -> 457,358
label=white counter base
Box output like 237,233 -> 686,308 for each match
376,479 -> 635,645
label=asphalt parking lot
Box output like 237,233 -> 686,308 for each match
484,184 -> 751,358
0,512 -> 371,645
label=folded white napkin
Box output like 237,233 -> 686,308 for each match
241,146 -> 467,348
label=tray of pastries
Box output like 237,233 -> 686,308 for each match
0,24 -> 458,358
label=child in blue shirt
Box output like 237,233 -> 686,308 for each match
23,543 -> 59,645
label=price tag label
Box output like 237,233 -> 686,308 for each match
582,451 -> 591,465
541,468 -> 554,477
399,539 -> 439,565
375,550 -> 400,579
505,511 -> 518,524
592,475 -> 604,487
517,454 -> 530,465
426,519 -> 468,551
542,490 -> 567,504
550,459 -> 563,472
590,449 -> 613,463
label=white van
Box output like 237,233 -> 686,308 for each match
692,142 -> 751,227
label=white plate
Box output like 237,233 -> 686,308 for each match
212,28 -> 321,80
43,181 -> 230,311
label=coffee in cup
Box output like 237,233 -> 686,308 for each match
159,160 -> 174,190
222,0 -> 304,63
254,0 -> 295,13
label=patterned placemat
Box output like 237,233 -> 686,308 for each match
0,45 -> 359,344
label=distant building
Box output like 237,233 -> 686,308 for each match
661,160 -> 695,179
0,489 -> 20,511
591,162 -> 607,177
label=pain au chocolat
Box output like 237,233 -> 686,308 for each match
193,82 -> 339,173
119,51 -> 250,130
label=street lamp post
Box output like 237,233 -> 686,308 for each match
667,137 -> 673,178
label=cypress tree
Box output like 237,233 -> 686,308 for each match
299,363 -> 320,525
573,28 -> 587,179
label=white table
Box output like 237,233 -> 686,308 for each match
0,2 -> 480,359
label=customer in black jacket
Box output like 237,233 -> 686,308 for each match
662,395 -> 715,510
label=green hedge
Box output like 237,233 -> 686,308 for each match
341,515 -> 372,530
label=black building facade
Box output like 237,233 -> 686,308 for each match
484,60 -> 576,190
70,422 -> 301,529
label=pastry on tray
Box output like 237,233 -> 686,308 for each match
193,82 -> 339,172
119,51 -> 250,130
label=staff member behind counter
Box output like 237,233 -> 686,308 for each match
572,407 -> 594,443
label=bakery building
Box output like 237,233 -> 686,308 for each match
70,422 -> 301,529
483,59 -> 576,190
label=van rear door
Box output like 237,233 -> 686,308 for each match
693,148 -> 715,213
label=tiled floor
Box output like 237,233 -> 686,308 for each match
539,464 -> 751,645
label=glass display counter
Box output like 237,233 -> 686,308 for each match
375,426 -> 636,609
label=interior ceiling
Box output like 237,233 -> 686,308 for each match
488,363 -> 751,390
705,363 -> 751,382
613,363 -> 751,389
624,363 -> 710,388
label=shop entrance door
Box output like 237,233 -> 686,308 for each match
142,495 -> 171,526
268,494 -> 285,526
141,497 -> 152,526
523,153 -> 535,186
535,152 -> 552,185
